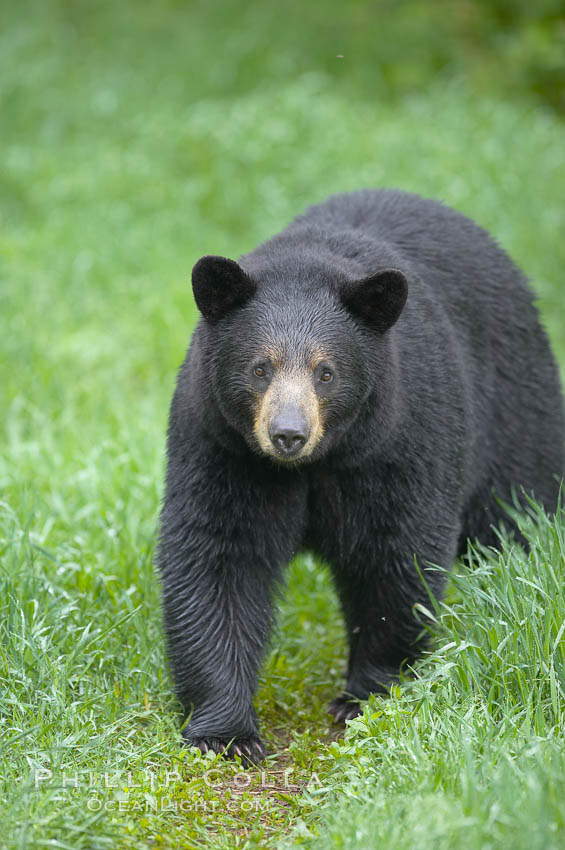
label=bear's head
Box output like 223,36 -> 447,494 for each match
191,253 -> 407,465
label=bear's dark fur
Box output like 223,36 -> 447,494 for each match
158,189 -> 564,763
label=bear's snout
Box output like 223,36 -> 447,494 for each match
252,369 -> 324,462
269,407 -> 310,458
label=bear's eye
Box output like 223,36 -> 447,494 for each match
320,369 -> 333,383
254,365 -> 267,378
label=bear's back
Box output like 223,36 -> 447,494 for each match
294,189 -> 530,305
294,190 -> 563,513
292,189 -> 537,371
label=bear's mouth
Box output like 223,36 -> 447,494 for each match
264,445 -> 316,466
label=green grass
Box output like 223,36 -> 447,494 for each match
287,503 -> 565,849
1,1 -> 565,848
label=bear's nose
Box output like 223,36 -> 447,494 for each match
269,412 -> 309,457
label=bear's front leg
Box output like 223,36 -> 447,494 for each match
328,522 -> 460,723
158,442 -> 305,763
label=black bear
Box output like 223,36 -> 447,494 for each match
158,189 -> 564,763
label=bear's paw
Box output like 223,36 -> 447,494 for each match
327,695 -> 363,724
184,732 -> 266,765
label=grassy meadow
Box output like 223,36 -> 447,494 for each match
1,1 -> 565,847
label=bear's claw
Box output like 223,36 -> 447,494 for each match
327,696 -> 363,723
185,733 -> 266,765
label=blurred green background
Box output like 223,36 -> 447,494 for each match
2,0 -> 565,414
1,1 -> 565,847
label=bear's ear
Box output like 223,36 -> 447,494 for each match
192,255 -> 256,323
340,268 -> 408,332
